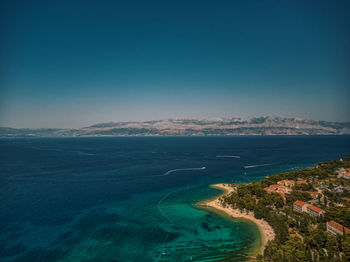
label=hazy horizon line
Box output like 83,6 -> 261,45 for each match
1,114 -> 350,130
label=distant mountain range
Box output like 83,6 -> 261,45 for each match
1,116 -> 350,137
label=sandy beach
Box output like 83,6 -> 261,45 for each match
197,183 -> 275,255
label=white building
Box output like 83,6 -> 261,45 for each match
293,200 -> 308,213
327,221 -> 350,236
306,205 -> 325,217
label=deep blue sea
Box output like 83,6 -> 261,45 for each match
1,136 -> 350,262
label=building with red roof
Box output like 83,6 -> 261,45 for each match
293,200 -> 309,213
277,180 -> 295,188
296,180 -> 308,185
308,191 -> 319,199
342,197 -> 350,203
306,205 -> 325,217
264,184 -> 292,199
337,168 -> 350,179
327,221 -> 350,236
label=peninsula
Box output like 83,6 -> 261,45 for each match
200,158 -> 350,261
198,183 -> 275,255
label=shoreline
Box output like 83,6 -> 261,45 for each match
197,183 -> 275,256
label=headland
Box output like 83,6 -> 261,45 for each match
197,183 -> 275,256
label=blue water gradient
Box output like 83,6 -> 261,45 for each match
0,136 -> 349,261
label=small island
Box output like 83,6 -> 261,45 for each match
199,158 -> 350,261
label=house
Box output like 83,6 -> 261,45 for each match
308,191 -> 319,199
337,168 -> 350,179
264,184 -> 292,198
276,185 -> 292,193
306,205 -> 325,217
293,200 -> 309,213
327,221 -> 350,236
319,184 -> 329,190
332,185 -> 350,193
277,180 -> 295,188
342,197 -> 350,203
264,185 -> 279,194
296,180 -> 308,185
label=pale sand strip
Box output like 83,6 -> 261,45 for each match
197,183 -> 275,255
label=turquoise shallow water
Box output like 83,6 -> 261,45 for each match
0,136 -> 349,261
74,185 -> 261,262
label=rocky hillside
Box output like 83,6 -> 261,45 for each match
1,116 -> 350,137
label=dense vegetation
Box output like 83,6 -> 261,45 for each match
222,158 -> 350,261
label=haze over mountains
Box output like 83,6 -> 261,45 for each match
1,116 -> 350,137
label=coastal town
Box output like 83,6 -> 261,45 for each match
201,158 -> 350,261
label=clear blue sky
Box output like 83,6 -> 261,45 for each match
1,0 -> 349,128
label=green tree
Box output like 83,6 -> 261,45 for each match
318,193 -> 321,205
326,235 -> 337,259
312,229 -> 328,248
299,218 -> 310,235
343,236 -> 350,261
264,241 -> 283,261
325,207 -> 350,228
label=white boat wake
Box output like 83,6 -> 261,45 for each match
244,163 -> 273,169
157,193 -> 173,224
152,167 -> 206,177
216,155 -> 240,158
8,167 -> 206,183
157,189 -> 182,223
156,186 -> 191,261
